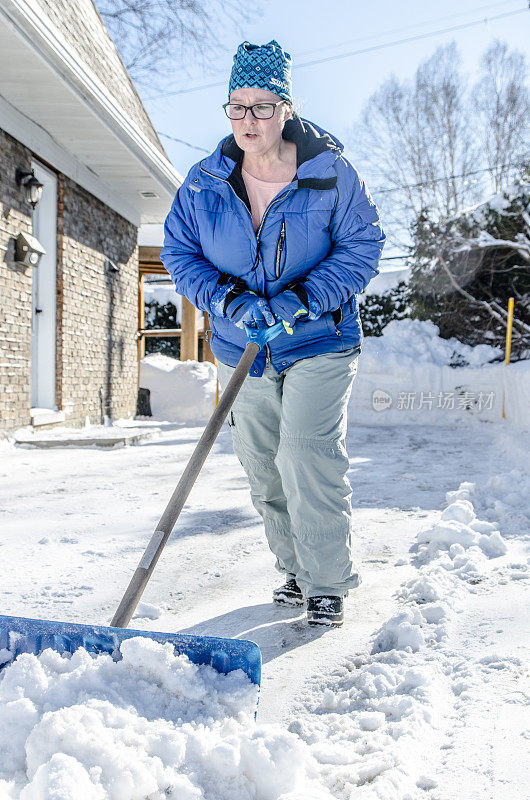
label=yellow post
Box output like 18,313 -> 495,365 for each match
502,297 -> 514,419
215,377 -> 219,408
504,297 -> 514,365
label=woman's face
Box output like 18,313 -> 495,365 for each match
228,87 -> 293,155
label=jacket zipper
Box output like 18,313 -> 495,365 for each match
253,192 -> 293,270
200,165 -> 292,372
199,165 -> 293,271
275,217 -> 286,278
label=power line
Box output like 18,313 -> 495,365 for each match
372,161 -> 524,195
143,6 -> 529,100
142,0 -> 514,100
294,8 -> 528,70
293,0 -> 520,58
156,126 -> 523,193
143,0 -> 518,99
157,131 -> 210,153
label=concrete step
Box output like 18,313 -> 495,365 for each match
14,425 -> 161,448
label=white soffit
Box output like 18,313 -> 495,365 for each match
0,0 -> 183,225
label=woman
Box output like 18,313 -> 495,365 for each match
161,40 -> 385,627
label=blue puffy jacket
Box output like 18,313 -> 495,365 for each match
160,115 -> 385,377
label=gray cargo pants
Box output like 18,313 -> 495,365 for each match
217,348 -> 362,598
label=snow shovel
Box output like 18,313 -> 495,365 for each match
0,323 -> 284,686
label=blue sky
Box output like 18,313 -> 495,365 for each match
142,0 -> 529,185
139,0 -> 529,258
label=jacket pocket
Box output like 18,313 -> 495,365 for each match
275,216 -> 286,278
331,307 -> 343,328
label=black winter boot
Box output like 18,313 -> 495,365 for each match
307,596 -> 344,627
273,578 -> 304,606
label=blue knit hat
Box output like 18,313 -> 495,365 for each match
229,40 -> 292,103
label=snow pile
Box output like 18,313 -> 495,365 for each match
287,477 -> 524,798
139,355 -> 216,425
415,498 -> 508,562
377,490 -> 512,655
446,478 -> 530,539
0,637 -> 331,800
476,470 -> 530,527
362,318 -> 501,368
350,319 -> 529,429
133,601 -> 162,620
137,320 -> 528,430
446,430 -> 530,533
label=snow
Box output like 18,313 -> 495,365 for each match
1,320 -> 529,799
0,638 -> 301,799
139,354 -> 217,425
363,319 -> 502,368
136,319 -> 528,431
142,283 -> 204,330
11,421 -> 158,448
456,177 -> 529,223
133,601 -> 162,621
281,458 -> 530,799
361,266 -> 409,296
144,282 -> 182,315
352,320 -> 529,429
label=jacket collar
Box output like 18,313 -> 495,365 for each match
199,115 -> 343,185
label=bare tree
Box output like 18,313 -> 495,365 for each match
473,39 -> 530,193
95,0 -> 260,88
349,42 -> 483,249
415,43 -> 480,217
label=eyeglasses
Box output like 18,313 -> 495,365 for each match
223,101 -> 286,120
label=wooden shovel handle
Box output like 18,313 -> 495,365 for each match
111,341 -> 260,628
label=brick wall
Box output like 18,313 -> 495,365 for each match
0,127 -> 139,435
57,175 -> 139,426
0,129 -> 33,432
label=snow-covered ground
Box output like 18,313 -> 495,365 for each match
1,421 -> 529,797
1,321 -> 529,799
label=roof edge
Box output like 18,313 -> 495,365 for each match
2,0 -> 183,194
0,94 -> 142,226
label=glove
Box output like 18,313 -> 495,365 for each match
269,284 -> 322,332
225,291 -> 275,329
268,290 -> 309,329
245,320 -> 285,349
210,274 -> 246,318
269,285 -> 320,334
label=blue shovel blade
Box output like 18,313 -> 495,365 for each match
0,614 -> 261,686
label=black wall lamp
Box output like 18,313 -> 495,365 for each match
16,168 -> 44,209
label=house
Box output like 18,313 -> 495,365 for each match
0,0 -> 182,435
